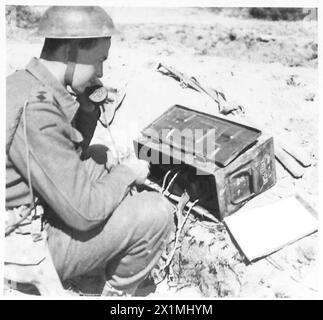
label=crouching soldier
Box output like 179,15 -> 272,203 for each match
5,6 -> 174,295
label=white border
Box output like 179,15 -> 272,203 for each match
1,0 -> 322,300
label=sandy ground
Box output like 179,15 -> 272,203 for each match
5,8 -> 318,298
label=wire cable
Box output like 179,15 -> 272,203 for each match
162,171 -> 180,196
162,169 -> 173,190
5,101 -> 35,237
159,199 -> 200,274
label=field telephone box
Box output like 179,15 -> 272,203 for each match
134,105 -> 276,220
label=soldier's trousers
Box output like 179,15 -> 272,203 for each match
45,146 -> 174,293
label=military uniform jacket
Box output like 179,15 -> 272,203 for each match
6,58 -> 136,231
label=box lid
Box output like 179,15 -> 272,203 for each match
141,105 -> 261,167
223,196 -> 318,261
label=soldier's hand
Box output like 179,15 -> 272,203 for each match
121,157 -> 150,185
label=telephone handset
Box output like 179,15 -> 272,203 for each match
85,85 -> 116,126
86,85 -> 108,104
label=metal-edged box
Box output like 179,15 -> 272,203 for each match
134,105 -> 276,220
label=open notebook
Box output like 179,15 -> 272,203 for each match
224,196 -> 318,261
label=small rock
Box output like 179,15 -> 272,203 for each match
229,32 -> 237,41
286,75 -> 301,87
304,92 -> 315,101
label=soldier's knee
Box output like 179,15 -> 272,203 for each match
153,193 -> 175,232
135,191 -> 174,235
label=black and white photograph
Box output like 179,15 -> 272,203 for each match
3,1 -> 320,300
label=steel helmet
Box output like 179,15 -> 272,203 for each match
37,6 -> 118,38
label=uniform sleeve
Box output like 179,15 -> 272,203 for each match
9,98 -> 137,231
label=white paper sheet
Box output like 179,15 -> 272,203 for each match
224,196 -> 318,261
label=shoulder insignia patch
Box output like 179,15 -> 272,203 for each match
36,90 -> 47,102
29,86 -> 54,105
